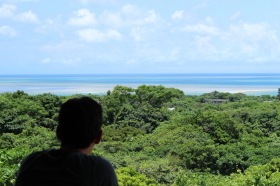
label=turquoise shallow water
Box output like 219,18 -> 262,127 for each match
0,74 -> 279,96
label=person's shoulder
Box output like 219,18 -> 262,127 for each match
89,155 -> 108,161
89,155 -> 118,185
89,155 -> 115,170
18,149 -> 54,172
86,155 -> 109,165
23,149 -> 52,161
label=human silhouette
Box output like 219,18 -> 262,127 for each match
15,97 -> 118,186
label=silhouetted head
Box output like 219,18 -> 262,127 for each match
57,97 -> 102,149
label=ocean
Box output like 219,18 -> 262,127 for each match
0,73 -> 279,96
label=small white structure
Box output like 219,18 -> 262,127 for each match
167,108 -> 175,111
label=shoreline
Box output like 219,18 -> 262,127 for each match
1,83 -> 279,96
2,86 -> 276,96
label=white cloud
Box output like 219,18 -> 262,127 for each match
230,11 -> 241,20
123,8 -> 163,26
0,4 -> 40,23
41,58 -> 50,63
191,36 -> 217,53
79,0 -> 116,5
36,19 -> 53,32
46,19 -> 53,24
168,47 -> 180,61
0,25 -> 17,36
130,27 -> 158,42
5,0 -> 37,2
183,24 -> 220,35
100,5 -> 164,28
100,4 -> 144,28
143,10 -> 159,24
68,9 -> 97,26
135,45 -> 164,62
100,11 -> 122,27
205,16 -> 214,25
130,28 -> 141,41
241,43 -> 258,54
77,29 -> 122,42
228,22 -> 276,41
15,11 -> 40,23
0,4 -> 16,17
106,29 -> 122,40
61,58 -> 81,65
121,4 -> 140,15
249,57 -> 268,63
193,3 -> 207,10
171,10 -> 184,20
41,41 -> 86,51
130,27 -> 145,41
219,21 -> 280,60
131,9 -> 165,26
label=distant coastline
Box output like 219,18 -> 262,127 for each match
0,73 -> 279,96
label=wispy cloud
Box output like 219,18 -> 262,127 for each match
41,58 -> 50,63
171,10 -> 184,20
191,36 -> 217,53
15,10 -> 40,23
68,9 -> 97,26
61,58 -> 81,65
0,4 -> 16,17
79,0 -> 116,5
77,29 -> 122,42
183,24 -> 220,35
0,4 -> 40,23
41,41 -> 86,51
4,0 -> 38,2
0,25 -> 17,36
230,11 -> 241,21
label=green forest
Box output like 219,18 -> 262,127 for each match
1,85 -> 280,186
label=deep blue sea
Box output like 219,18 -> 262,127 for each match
0,73 -> 279,96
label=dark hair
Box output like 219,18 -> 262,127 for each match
58,97 -> 102,149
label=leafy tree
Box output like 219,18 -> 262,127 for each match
102,126 -> 146,142
102,85 -> 135,125
135,85 -> 184,108
116,167 -> 158,186
0,147 -> 31,186
0,111 -> 33,134
32,93 -> 62,118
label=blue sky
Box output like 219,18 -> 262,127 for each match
1,0 -> 280,74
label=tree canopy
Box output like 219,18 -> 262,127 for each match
1,87 -> 280,185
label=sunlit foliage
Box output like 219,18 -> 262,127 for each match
1,87 -> 280,185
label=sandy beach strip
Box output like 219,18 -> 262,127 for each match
0,83 -> 278,96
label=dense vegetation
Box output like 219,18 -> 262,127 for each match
1,86 -> 280,185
